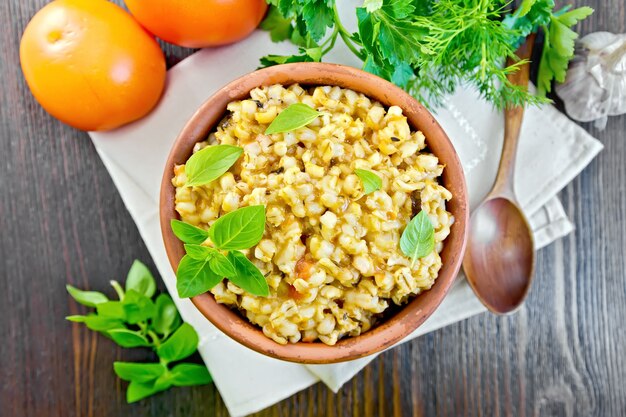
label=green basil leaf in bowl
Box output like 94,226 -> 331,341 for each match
171,219 -> 210,244
265,102 -> 321,134
208,205 -> 266,250
184,144 -> 242,187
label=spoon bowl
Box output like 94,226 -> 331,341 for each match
463,197 -> 534,314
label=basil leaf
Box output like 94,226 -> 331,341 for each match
113,362 -> 166,383
127,380 -> 170,403
183,244 -> 215,260
184,244 -> 236,277
125,260 -> 156,298
66,285 -> 108,307
108,329 -> 151,348
265,103 -> 321,134
66,314 -> 125,332
157,323 -> 198,363
170,363 -> 213,387
122,290 -> 156,324
226,251 -> 270,297
152,294 -> 181,336
171,219 -> 209,244
176,255 -> 223,298
185,144 -> 243,187
400,210 -> 435,265
209,205 -> 266,250
96,301 -> 126,320
355,169 -> 382,194
209,253 -> 236,278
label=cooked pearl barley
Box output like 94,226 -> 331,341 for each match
173,84 -> 452,346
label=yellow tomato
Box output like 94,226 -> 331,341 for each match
20,0 -> 167,131
124,0 -> 268,48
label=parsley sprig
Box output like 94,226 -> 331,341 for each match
66,261 -> 212,403
260,0 -> 593,109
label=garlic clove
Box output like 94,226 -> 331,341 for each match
556,32 -> 626,129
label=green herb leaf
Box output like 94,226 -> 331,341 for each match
209,253 -> 236,277
355,169 -> 382,194
518,0 -> 538,17
122,290 -> 157,324
113,362 -> 166,383
300,1 -> 334,42
400,210 -> 435,266
226,251 -> 270,297
125,260 -> 156,298
152,294 -> 181,336
96,301 -> 126,320
391,62 -> 415,89
184,144 -> 243,187
209,205 -> 266,251
66,314 -> 125,332
183,244 -> 215,260
265,103 -> 321,135
183,244 -> 236,277
170,363 -> 213,386
259,47 -> 323,67
537,7 -> 593,95
290,26 -> 319,48
260,6 -> 294,42
157,323 -> 198,363
171,219 -> 209,244
66,285 -> 108,307
108,329 -> 151,348
556,6 -> 594,26
127,380 -> 170,403
176,255 -> 223,298
363,0 -> 383,13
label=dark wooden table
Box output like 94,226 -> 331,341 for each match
2,1 -> 625,416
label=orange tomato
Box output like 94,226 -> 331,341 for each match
124,0 -> 268,48
20,0 -> 166,131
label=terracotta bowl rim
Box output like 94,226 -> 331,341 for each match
159,62 -> 469,364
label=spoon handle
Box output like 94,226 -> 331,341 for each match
491,34 -> 536,200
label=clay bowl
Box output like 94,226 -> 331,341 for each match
160,63 -> 468,364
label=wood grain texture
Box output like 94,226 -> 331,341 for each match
1,1 -> 624,416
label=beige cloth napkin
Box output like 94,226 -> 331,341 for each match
88,11 -> 602,416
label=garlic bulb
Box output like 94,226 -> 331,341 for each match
555,32 -> 626,130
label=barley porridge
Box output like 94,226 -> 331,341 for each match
172,84 -> 453,345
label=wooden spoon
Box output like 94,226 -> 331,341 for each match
462,35 -> 536,314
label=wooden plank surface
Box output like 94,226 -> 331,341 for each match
1,1 -> 624,416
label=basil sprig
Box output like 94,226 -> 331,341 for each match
173,205 -> 270,298
355,169 -> 382,194
65,261 -> 211,403
265,103 -> 321,134
184,144 -> 242,187
400,210 -> 435,267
